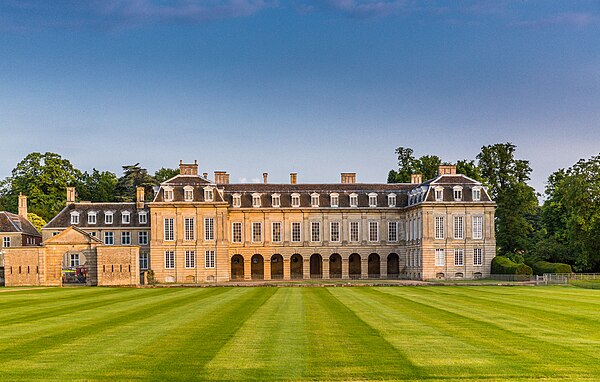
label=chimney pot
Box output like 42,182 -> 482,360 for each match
290,173 -> 297,184
18,193 -> 28,219
136,186 -> 145,209
341,172 -> 356,184
263,172 -> 268,184
411,174 -> 423,184
438,164 -> 457,176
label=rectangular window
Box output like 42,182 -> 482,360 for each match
473,188 -> 481,201
252,222 -> 262,242
454,189 -> 462,201
232,222 -> 242,243
204,218 -> 214,241
185,250 -> 196,268
2,237 -> 10,248
291,195 -> 300,207
473,215 -> 483,239
88,213 -> 96,224
311,221 -> 320,242
435,249 -> 445,266
369,195 -> 377,207
164,189 -> 174,201
454,216 -> 464,239
139,253 -> 149,270
70,254 -> 80,268
330,221 -> 340,242
138,231 -> 148,245
349,195 -> 358,207
164,218 -> 174,241
185,217 -> 197,241
454,248 -> 464,266
122,213 -> 130,224
311,195 -> 319,207
205,250 -> 215,268
204,188 -> 214,201
272,222 -> 282,243
71,214 -> 79,225
330,194 -> 339,207
139,213 -> 147,224
350,221 -> 360,242
165,250 -> 175,269
184,189 -> 194,201
233,195 -> 241,207
474,248 -> 483,266
291,222 -> 301,242
252,194 -> 261,207
121,231 -> 131,245
388,194 -> 396,207
104,232 -> 114,245
105,213 -> 113,224
435,216 -> 445,239
369,221 -> 378,242
388,221 -> 398,242
272,195 -> 281,208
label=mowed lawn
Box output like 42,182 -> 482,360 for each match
0,287 -> 599,381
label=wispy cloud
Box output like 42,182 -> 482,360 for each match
299,0 -> 410,19
512,12 -> 596,29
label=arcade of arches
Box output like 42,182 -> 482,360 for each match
230,252 -> 401,280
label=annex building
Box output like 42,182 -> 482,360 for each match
2,161 -> 496,286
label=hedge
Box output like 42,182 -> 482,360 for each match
532,261 -> 572,276
491,256 -> 533,275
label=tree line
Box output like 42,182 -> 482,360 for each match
388,143 -> 600,272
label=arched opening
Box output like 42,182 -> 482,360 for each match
436,272 -> 445,279
251,254 -> 264,280
455,272 -> 464,278
368,253 -> 380,279
348,253 -> 361,279
387,253 -> 400,279
271,254 -> 284,280
329,254 -> 342,279
231,254 -> 244,280
290,254 -> 303,279
474,272 -> 482,279
310,254 -> 323,279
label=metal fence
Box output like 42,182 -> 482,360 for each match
542,273 -> 600,286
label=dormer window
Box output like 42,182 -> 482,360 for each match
388,193 -> 396,207
311,193 -> 320,207
453,186 -> 463,201
184,186 -> 194,202
105,211 -> 114,224
87,212 -> 97,224
252,193 -> 261,208
330,193 -> 339,207
472,187 -> 481,201
163,186 -> 174,202
70,211 -> 80,225
271,194 -> 281,208
232,193 -> 241,208
139,211 -> 148,224
122,211 -> 131,224
291,193 -> 300,208
349,193 -> 358,207
204,187 -> 214,202
368,193 -> 378,207
435,187 -> 444,201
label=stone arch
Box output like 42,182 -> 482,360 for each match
348,253 -> 361,279
368,253 -> 380,279
271,254 -> 284,280
231,254 -> 244,280
474,272 -> 482,279
310,254 -> 323,279
251,254 -> 264,280
329,253 -> 342,279
436,272 -> 445,279
455,272 -> 464,278
290,254 -> 303,279
387,253 -> 400,279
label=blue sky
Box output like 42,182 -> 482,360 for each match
1,1 -> 599,194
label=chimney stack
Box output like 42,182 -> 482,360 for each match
18,193 -> 28,218
438,164 -> 457,176
136,186 -> 145,209
411,174 -> 423,184
290,173 -> 297,184
263,172 -> 268,184
214,171 -> 230,185
179,160 -> 199,176
203,172 -> 208,179
341,173 -> 356,184
66,187 -> 76,204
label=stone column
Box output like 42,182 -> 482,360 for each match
341,257 -> 349,279
283,258 -> 291,280
303,258 -> 310,280
243,256 -> 251,281
322,257 -> 330,279
361,257 -> 369,279
380,258 -> 388,279
264,257 -> 271,281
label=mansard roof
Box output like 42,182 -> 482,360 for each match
0,211 -> 41,237
162,174 -> 213,186
44,203 -> 150,229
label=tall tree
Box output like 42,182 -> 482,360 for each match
154,167 -> 179,183
414,155 -> 442,181
388,147 -> 441,182
456,159 -> 483,182
115,164 -> 157,202
77,169 -> 118,202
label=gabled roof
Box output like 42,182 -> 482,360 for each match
0,211 -> 41,237
44,226 -> 102,245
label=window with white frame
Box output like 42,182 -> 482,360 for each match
232,222 -> 242,243
122,211 -> 130,224
184,186 -> 194,201
435,216 -> 445,239
291,193 -> 300,207
271,194 -> 281,208
139,252 -> 149,270
435,187 -> 444,201
388,221 -> 398,242
70,254 -> 80,268
3,237 -> 10,247
473,248 -> 483,266
184,218 -> 195,241
368,193 -> 378,207
185,250 -> 196,268
454,248 -> 464,266
105,212 -> 114,224
121,232 -> 131,245
388,194 -> 396,207
272,221 -> 282,242
232,193 -> 241,208
473,215 -> 483,239
291,222 -> 301,242
349,193 -> 358,207
369,221 -> 378,242
204,218 -> 214,241
252,222 -> 262,242
454,216 -> 464,239
453,186 -> 463,201
435,249 -> 445,266
139,212 -> 147,224
205,250 -> 215,268
472,187 -> 481,201
311,221 -> 320,242
311,193 -> 319,207
164,218 -> 174,241
252,193 -> 261,207
88,212 -> 97,224
138,231 -> 148,245
204,187 -> 214,202
88,231 -> 96,237
70,212 -> 79,225
330,193 -> 339,207
330,221 -> 340,242
163,187 -> 174,202
165,250 -> 175,269
104,232 -> 114,245
349,221 -> 360,242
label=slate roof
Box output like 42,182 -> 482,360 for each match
0,211 -> 41,237
45,203 -> 150,229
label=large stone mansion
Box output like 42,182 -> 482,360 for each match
1,161 -> 496,286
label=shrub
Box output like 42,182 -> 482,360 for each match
532,261 -> 572,275
491,256 -> 533,275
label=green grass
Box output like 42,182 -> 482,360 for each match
0,286 -> 599,381
569,279 -> 600,289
